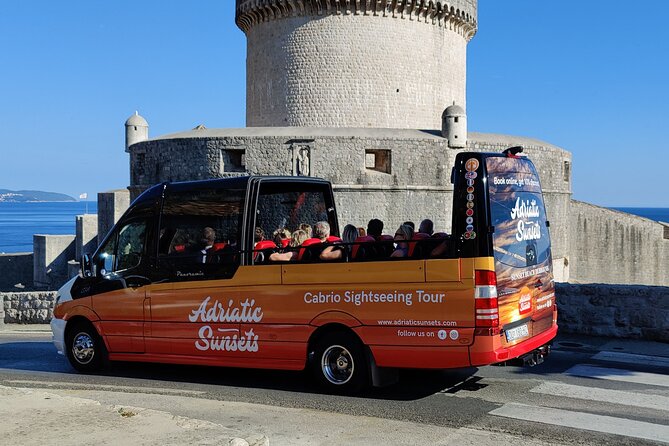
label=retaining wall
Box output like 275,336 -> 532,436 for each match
1,291 -> 57,324
556,283 -> 669,342
568,200 -> 669,286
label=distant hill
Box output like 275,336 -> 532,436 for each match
0,189 -> 76,202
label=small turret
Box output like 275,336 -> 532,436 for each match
441,103 -> 467,149
125,111 -> 149,152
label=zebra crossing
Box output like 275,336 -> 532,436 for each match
490,347 -> 669,444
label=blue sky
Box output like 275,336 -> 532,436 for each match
0,1 -> 666,207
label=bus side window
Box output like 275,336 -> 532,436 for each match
254,183 -> 335,264
157,188 -> 245,280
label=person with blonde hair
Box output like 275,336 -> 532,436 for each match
269,229 -> 308,261
391,224 -> 413,258
299,223 -> 313,239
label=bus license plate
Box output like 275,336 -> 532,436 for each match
505,324 -> 529,342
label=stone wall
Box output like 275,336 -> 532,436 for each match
556,283 -> 669,342
1,291 -> 57,324
97,190 -> 130,244
128,129 -> 572,272
0,253 -> 33,291
569,200 -> 669,286
33,235 -> 75,290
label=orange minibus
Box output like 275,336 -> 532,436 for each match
51,148 -> 557,392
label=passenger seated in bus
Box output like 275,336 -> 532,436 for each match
269,229 -> 308,262
366,218 -> 384,239
418,219 -> 434,236
391,224 -> 414,258
254,227 -> 267,262
308,221 -> 338,261
272,228 -> 291,248
200,227 -> 216,263
320,224 -> 357,261
299,223 -> 313,239
357,227 -> 366,237
403,221 -> 415,231
430,232 -> 452,258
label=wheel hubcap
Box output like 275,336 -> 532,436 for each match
72,332 -> 95,364
322,345 -> 354,385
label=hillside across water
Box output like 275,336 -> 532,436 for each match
0,189 -> 75,202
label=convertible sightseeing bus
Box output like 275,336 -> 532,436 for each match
51,149 -> 557,392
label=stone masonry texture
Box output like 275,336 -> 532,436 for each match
237,0 -> 477,129
556,283 -> 669,342
2,291 -> 57,324
128,128 -> 572,279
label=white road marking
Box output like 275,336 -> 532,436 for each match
565,364 -> 669,388
490,402 -> 669,444
531,381 -> 669,411
593,351 -> 669,368
4,380 -> 205,395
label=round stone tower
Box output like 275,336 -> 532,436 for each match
236,0 -> 477,129
125,111 -> 149,152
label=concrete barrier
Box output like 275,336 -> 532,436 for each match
0,253 -> 33,291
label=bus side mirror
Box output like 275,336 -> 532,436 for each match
81,254 -> 93,278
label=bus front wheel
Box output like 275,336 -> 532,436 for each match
65,322 -> 106,373
311,332 -> 368,394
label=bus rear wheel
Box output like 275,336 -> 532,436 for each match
65,322 -> 106,373
311,332 -> 368,394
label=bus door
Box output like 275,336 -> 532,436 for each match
485,155 -> 555,345
147,185 -> 247,359
90,217 -> 152,353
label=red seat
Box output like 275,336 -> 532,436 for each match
254,240 -> 278,262
212,242 -> 227,251
255,240 -> 277,250
174,244 -> 186,253
280,239 -> 290,248
408,233 -> 430,257
298,238 -> 322,261
327,235 -> 342,243
351,235 -> 375,259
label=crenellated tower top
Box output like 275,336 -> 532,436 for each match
236,0 -> 478,41
235,0 -> 478,129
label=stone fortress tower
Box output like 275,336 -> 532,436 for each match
125,0 -> 669,286
237,0 -> 476,129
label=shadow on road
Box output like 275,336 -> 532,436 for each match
0,340 -> 480,401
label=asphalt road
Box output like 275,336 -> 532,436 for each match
0,330 -> 667,445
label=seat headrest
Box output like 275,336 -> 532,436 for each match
302,238 -> 323,247
254,240 -> 277,250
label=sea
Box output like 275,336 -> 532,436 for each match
0,202 -> 98,254
0,202 -> 667,254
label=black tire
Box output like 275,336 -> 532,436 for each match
65,322 -> 107,373
311,332 -> 369,394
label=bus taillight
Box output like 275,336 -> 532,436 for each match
475,270 -> 499,328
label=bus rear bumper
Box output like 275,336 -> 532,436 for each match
469,324 -> 558,367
